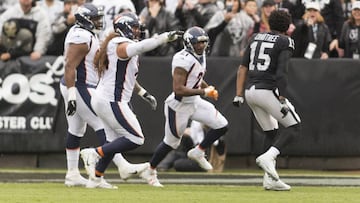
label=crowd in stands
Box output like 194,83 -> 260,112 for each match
0,0 -> 360,61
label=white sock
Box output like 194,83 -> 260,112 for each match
266,146 -> 280,158
66,148 -> 80,172
112,153 -> 130,168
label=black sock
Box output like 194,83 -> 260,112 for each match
101,137 -> 140,156
150,141 -> 174,168
274,124 -> 301,150
199,126 -> 228,149
66,132 -> 81,149
95,129 -> 106,145
262,129 -> 277,154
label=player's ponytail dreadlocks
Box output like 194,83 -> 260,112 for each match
269,10 -> 291,33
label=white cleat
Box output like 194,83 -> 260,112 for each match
64,170 -> 87,187
80,148 -> 100,178
86,176 -> 118,189
263,173 -> 291,191
140,166 -> 163,187
256,154 -> 279,181
119,162 -> 150,180
187,147 -> 213,171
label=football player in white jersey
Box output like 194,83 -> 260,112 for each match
140,26 -> 229,187
61,4 -> 151,189
79,11 -> 183,187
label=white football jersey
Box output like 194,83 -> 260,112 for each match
170,49 -> 207,103
64,25 -> 100,87
96,37 -> 138,102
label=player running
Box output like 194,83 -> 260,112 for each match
140,26 -> 229,187
233,10 -> 301,191
79,11 -> 183,188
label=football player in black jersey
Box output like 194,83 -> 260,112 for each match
233,10 -> 301,191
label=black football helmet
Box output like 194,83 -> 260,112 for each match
75,3 -> 104,31
183,26 -> 209,56
113,11 -> 144,40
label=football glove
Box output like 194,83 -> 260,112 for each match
66,87 -> 77,116
232,96 -> 244,107
280,99 -> 290,118
167,30 -> 184,42
204,86 -> 218,100
142,92 -> 157,110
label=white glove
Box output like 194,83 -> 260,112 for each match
232,96 -> 244,107
204,86 -> 218,100
166,30 -> 184,42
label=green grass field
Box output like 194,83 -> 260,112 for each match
1,168 -> 360,202
0,183 -> 359,203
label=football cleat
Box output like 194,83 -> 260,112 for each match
64,170 -> 87,187
119,162 -> 150,180
263,173 -> 291,191
256,153 -> 279,181
86,176 -> 118,189
187,147 -> 213,171
80,148 -> 100,179
139,166 -> 163,187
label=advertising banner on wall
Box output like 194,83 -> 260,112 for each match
0,56 -> 64,134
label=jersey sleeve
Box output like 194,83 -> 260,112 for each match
172,51 -> 193,71
67,28 -> 92,47
278,35 -> 295,54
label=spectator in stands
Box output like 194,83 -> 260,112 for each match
0,19 -> 34,61
273,0 -> 296,22
139,0 -> 182,56
205,0 -> 256,56
37,0 -> 64,26
342,0 -> 353,20
294,0 -> 344,57
337,1 -> 360,58
175,0 -> 220,30
253,0 -> 276,33
292,1 -> 332,59
0,0 -> 51,60
46,0 -> 76,56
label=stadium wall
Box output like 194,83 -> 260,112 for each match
1,56 -> 360,169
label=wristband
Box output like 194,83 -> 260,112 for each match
68,86 -> 76,101
137,88 -> 147,97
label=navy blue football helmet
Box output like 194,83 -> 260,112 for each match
183,26 -> 209,56
113,12 -> 144,40
75,3 -> 104,31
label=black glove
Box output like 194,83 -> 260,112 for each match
142,92 -> 157,110
67,100 -> 77,116
232,96 -> 244,107
280,99 -> 290,118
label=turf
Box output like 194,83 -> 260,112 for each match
0,183 -> 359,203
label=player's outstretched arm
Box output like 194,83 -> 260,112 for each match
120,31 -> 184,58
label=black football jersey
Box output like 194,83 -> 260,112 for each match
241,32 -> 295,90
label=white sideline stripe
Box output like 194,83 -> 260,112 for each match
13,178 -> 360,186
